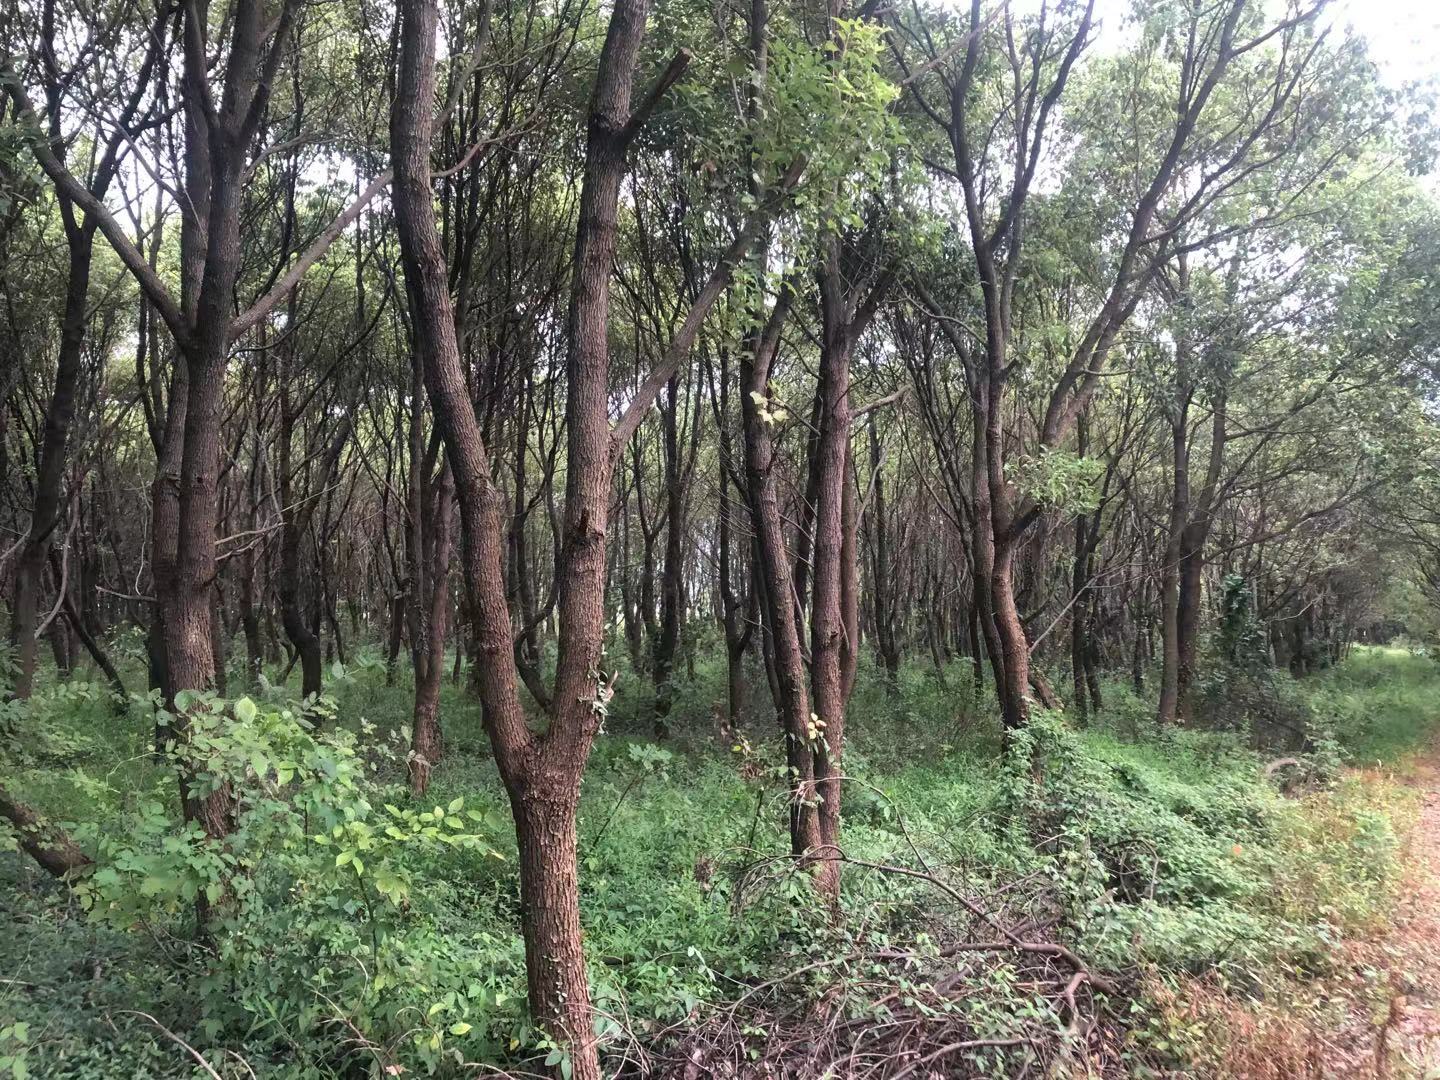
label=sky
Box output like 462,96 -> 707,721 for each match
1329,0 -> 1440,89
998,0 -> 1439,92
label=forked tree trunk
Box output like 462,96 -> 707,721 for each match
390,0 -> 640,1071
395,0 -> 769,1066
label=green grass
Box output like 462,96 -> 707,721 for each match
1307,644 -> 1440,763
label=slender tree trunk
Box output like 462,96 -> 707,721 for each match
239,544 -> 263,687
210,587 -> 228,697
1071,513 -> 1090,727
62,596 -> 125,700
868,418 -> 900,691
652,375 -> 684,735
410,467 -> 453,796
969,401 -> 1010,711
742,291 -> 824,864
1157,404 -> 1190,726
715,352 -> 749,734
808,248 -> 863,901
385,585 -> 406,686
1084,582 -> 1104,713
1175,523 -> 1205,724
277,375 -> 323,700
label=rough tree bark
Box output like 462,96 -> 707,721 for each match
0,784 -> 91,878
394,0 -> 781,1064
391,0 -> 636,1069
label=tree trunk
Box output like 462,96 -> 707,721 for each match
0,784 -> 91,878
742,296 -> 823,864
809,281 -> 850,899
868,418 -> 900,691
410,467 -> 453,796
385,585 -> 406,686
1157,403 -> 1190,726
239,546 -> 264,687
277,382 -> 323,700
990,539 -> 1031,730
390,0 -> 658,1071
9,224 -> 94,699
1070,513 -> 1090,727
1175,523 -> 1206,724
714,351 -> 749,735
513,790 -> 595,1077
62,595 -> 125,701
652,374 -> 684,735
210,587 -> 228,697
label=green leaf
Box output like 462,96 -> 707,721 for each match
233,697 -> 257,724
448,1022 -> 471,1036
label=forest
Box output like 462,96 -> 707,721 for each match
4,0 -> 1440,1074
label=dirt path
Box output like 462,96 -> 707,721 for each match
1372,750 -> 1440,1079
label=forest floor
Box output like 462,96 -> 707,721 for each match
1365,745 -> 1440,1078
9,646 -> 1440,1077
1285,734 -> 1440,1079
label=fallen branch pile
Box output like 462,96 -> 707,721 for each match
628,854 -> 1129,1079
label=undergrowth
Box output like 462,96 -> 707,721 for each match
1,644 -> 1436,1076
